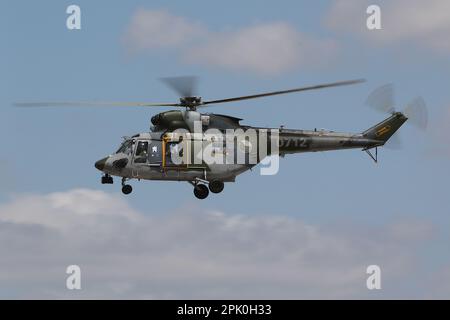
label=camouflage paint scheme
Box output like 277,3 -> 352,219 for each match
95,111 -> 407,183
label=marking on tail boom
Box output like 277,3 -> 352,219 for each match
375,125 -> 391,137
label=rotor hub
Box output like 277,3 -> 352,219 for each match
180,96 -> 202,109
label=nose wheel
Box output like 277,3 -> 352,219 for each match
121,178 -> 133,195
101,174 -> 113,184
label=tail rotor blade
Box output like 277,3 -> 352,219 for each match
365,83 -> 395,114
403,97 -> 428,130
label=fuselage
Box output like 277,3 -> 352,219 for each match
95,111 -> 390,183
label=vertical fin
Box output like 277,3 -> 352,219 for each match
362,112 -> 408,143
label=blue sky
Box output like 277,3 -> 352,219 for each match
1,0 -> 450,298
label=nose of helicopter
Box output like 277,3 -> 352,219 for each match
95,157 -> 108,171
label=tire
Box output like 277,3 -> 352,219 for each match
193,184 -> 209,199
209,180 -> 224,193
122,184 -> 133,195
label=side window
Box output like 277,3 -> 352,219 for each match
123,141 -> 133,155
169,142 -> 183,157
134,141 -> 149,163
165,141 -> 184,165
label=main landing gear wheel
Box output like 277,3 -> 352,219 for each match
209,180 -> 224,193
194,184 -> 209,199
121,177 -> 132,195
122,184 -> 133,195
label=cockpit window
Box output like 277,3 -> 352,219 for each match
134,141 -> 149,163
116,140 -> 133,155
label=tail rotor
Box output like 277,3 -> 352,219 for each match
403,97 -> 428,130
365,84 -> 428,149
365,83 -> 395,114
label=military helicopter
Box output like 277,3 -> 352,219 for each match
16,78 -> 427,199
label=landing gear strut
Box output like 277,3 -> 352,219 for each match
121,177 -> 133,195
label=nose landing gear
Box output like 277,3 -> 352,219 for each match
101,174 -> 113,184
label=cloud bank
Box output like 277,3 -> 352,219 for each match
123,9 -> 337,75
0,188 -> 441,299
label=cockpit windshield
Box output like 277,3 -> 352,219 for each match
116,140 -> 133,155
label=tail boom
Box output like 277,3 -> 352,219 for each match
275,112 -> 407,156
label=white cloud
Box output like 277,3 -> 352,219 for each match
0,189 -> 439,299
326,0 -> 450,53
123,9 -> 206,52
1,189 -> 140,231
123,9 -> 337,74
185,23 -> 337,74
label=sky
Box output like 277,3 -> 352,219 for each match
1,0 -> 450,298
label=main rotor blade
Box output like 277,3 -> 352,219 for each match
160,76 -> 198,98
14,101 -> 181,108
200,79 -> 365,106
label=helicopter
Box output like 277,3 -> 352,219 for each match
16,78 -> 427,199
